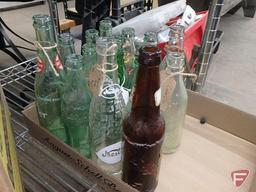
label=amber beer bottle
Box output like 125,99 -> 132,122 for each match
122,46 -> 165,192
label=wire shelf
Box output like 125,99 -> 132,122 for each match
0,58 -> 102,192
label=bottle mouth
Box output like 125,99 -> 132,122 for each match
32,14 -> 52,28
58,33 -> 74,45
138,46 -> 161,66
65,54 -> 83,70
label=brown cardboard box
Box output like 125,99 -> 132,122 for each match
22,91 -> 256,192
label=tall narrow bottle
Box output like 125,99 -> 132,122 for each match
162,50 -> 188,154
82,29 -> 100,95
161,24 -> 185,70
89,37 -> 125,175
99,20 -> 112,38
33,14 -> 68,143
122,27 -> 138,91
58,33 -> 75,67
61,54 -> 91,158
122,46 -> 165,192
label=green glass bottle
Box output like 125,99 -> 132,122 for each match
32,14 -> 68,144
122,27 -> 138,92
61,54 -> 92,158
82,29 -> 100,95
99,20 -> 112,38
89,37 -> 125,175
58,33 -> 75,67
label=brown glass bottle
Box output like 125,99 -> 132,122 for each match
122,46 -> 165,192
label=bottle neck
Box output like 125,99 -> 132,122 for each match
66,67 -> 88,88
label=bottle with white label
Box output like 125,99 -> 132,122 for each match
89,37 -> 125,176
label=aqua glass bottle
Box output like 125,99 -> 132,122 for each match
58,33 -> 75,68
32,14 -> 68,144
162,50 -> 188,154
143,31 -> 158,46
99,19 -> 112,38
122,27 -> 138,92
61,54 -> 91,158
82,29 -> 100,95
89,37 -> 125,176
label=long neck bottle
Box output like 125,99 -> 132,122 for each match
122,46 -> 165,192
122,27 -> 138,91
99,20 -> 112,38
89,37 -> 125,176
58,33 -> 75,67
160,24 -> 185,70
82,29 -> 99,95
32,14 -> 68,144
162,50 -> 188,154
61,54 -> 91,158
143,31 -> 158,47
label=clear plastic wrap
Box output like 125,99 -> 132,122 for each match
113,0 -> 187,38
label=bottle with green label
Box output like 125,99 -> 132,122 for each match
33,14 -> 68,144
89,37 -> 125,176
61,54 -> 91,158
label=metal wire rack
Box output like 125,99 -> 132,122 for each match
0,58 -> 102,192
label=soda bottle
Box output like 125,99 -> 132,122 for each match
99,19 -> 112,38
162,50 -> 188,154
122,45 -> 165,192
89,37 -> 125,175
61,54 -> 92,158
122,27 -> 138,91
32,14 -> 68,143
58,33 -> 75,67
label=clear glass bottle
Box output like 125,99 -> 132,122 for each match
143,31 -> 158,46
161,24 -> 185,70
122,27 -> 138,91
32,14 -> 68,144
61,54 -> 91,158
162,50 -> 188,154
58,33 -> 75,67
82,29 -> 100,95
89,37 -> 125,175
99,20 -> 112,38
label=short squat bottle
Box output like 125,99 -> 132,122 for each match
61,54 -> 91,158
122,46 -> 165,192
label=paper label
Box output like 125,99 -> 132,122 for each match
36,57 -> 45,73
121,87 -> 129,105
160,70 -> 176,111
96,141 -> 122,164
88,66 -> 103,96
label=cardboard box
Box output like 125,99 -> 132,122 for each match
22,91 -> 256,192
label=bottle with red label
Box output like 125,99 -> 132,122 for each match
32,14 -> 69,144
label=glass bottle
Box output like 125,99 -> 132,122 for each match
122,27 -> 138,92
33,14 -> 56,42
122,46 -> 165,192
99,20 -> 112,38
89,37 -> 125,175
161,24 -> 185,70
58,33 -> 75,67
143,31 -> 158,46
82,29 -> 100,95
162,50 -> 188,154
33,14 -> 68,144
61,54 -> 91,158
